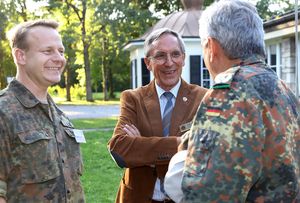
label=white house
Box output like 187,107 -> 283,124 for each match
264,10 -> 300,96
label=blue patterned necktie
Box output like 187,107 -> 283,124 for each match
160,92 -> 174,197
162,92 -> 174,137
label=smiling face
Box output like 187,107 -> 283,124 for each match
145,33 -> 185,91
15,26 -> 66,91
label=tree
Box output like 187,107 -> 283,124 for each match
0,2 -> 9,89
256,0 -> 294,20
92,0 -> 157,100
63,0 -> 94,102
0,0 -> 26,89
61,20 -> 80,102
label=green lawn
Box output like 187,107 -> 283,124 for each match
72,117 -> 123,203
52,92 -> 121,105
72,117 -> 118,129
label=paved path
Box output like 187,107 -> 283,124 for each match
58,105 -> 120,119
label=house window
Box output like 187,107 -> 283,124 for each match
190,55 -> 201,85
131,59 -> 137,88
190,55 -> 211,88
141,58 -> 150,85
201,59 -> 211,88
266,43 -> 281,77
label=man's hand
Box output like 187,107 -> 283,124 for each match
0,197 -> 6,203
123,124 -> 141,137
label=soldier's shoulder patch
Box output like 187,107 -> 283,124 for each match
212,83 -> 230,89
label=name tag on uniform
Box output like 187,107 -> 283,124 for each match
73,129 -> 86,143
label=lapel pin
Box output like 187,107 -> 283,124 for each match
183,97 -> 187,102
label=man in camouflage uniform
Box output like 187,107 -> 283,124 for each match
181,0 -> 300,202
0,20 -> 85,202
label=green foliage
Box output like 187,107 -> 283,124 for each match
93,92 -> 121,101
90,0 -> 157,96
0,1 -> 15,89
256,0 -> 294,20
48,85 -> 66,97
49,84 -> 86,100
203,0 -> 215,7
71,84 -> 86,100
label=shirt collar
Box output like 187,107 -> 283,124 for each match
214,55 -> 265,84
9,79 -> 52,108
155,79 -> 181,99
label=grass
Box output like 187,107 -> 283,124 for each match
71,117 -> 118,129
52,92 -> 121,105
72,117 -> 123,203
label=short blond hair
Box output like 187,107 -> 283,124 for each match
7,19 -> 59,50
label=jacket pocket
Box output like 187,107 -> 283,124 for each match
17,129 -> 60,184
60,115 -> 84,176
120,178 -> 134,202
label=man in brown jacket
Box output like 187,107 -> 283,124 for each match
108,28 -> 207,203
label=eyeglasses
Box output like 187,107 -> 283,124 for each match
148,51 -> 183,65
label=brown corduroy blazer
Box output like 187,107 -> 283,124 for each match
108,79 -> 207,203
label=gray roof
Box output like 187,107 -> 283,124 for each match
264,10 -> 300,29
126,0 -> 203,46
137,9 -> 202,41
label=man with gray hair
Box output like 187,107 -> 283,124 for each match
180,0 -> 300,202
108,28 -> 207,203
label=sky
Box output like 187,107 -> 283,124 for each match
26,0 -> 48,12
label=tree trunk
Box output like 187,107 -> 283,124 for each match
65,0 -> 93,102
0,68 -> 4,89
108,65 -> 115,99
101,57 -> 108,101
0,50 -> 5,89
101,37 -> 109,101
83,42 -> 93,101
81,1 -> 93,102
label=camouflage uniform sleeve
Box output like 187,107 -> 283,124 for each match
0,111 -> 11,199
182,87 -> 265,202
0,181 -> 6,199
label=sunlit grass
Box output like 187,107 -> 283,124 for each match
53,97 -> 120,105
72,117 -> 118,129
51,92 -> 121,105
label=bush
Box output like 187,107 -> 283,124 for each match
48,85 -> 66,98
71,84 -> 86,100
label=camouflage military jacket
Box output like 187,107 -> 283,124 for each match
182,55 -> 300,202
0,80 -> 85,202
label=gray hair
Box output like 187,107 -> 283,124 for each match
144,28 -> 186,57
199,0 -> 265,59
7,19 -> 59,50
